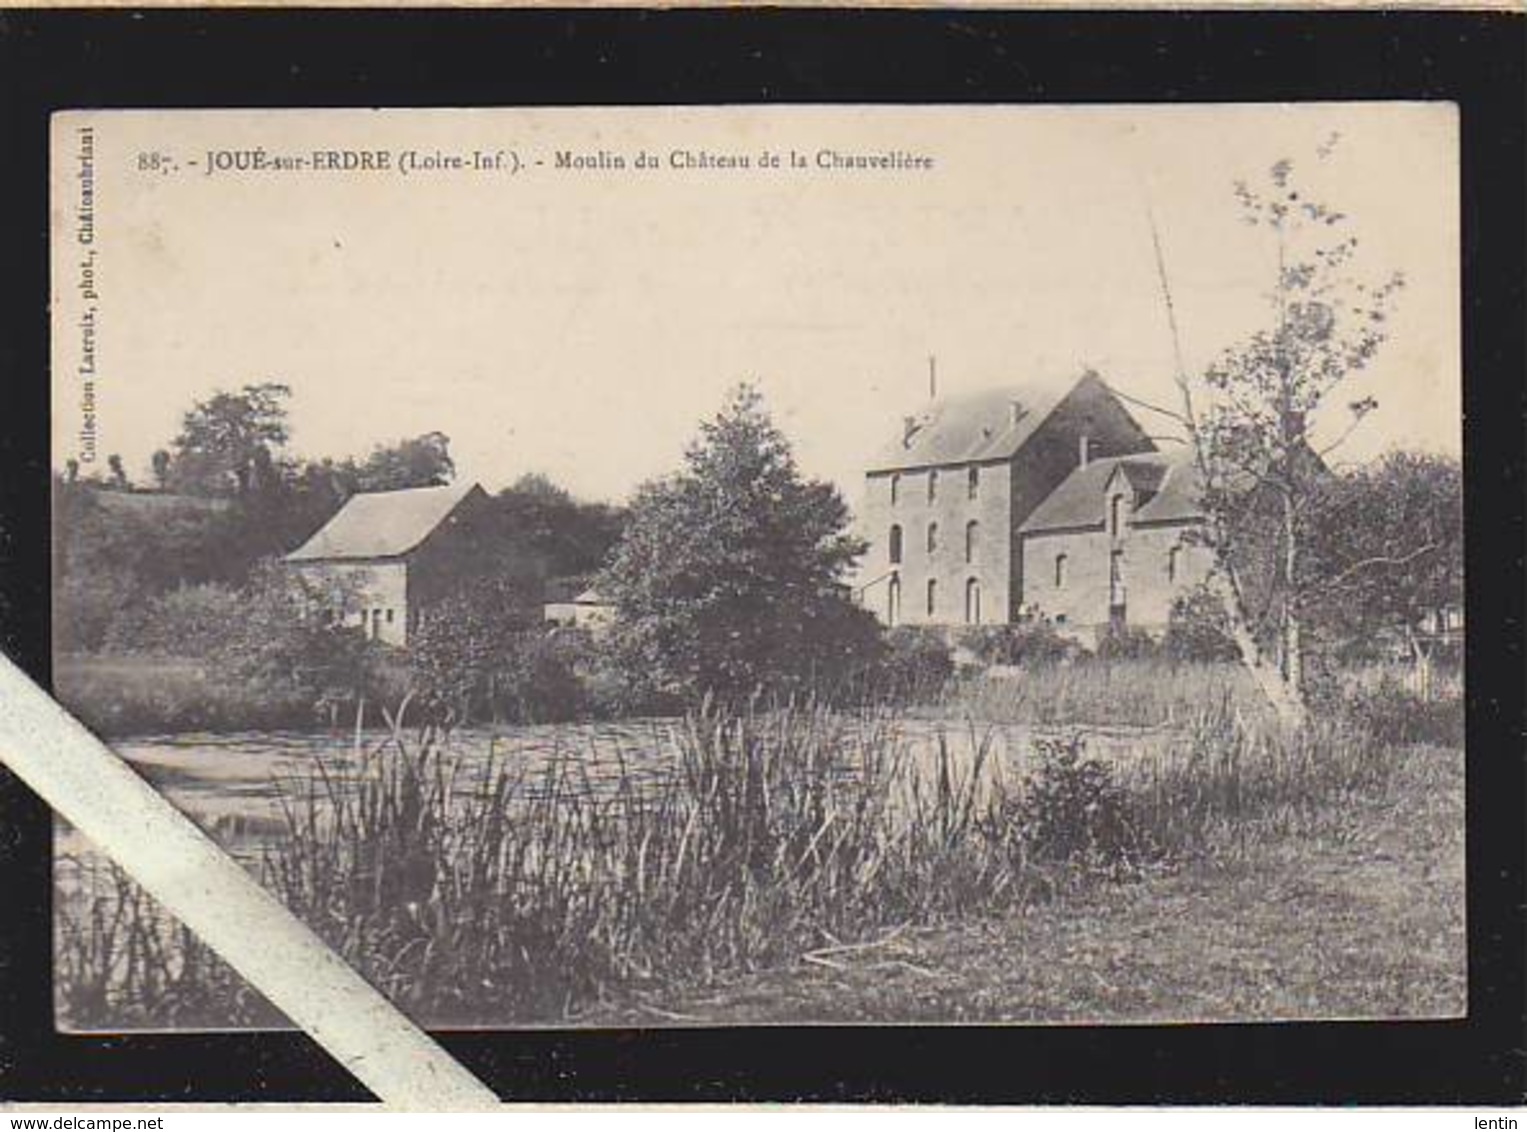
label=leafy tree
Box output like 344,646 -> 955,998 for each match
168,382 -> 292,497
151,449 -> 172,489
354,431 -> 456,492
215,561 -> 383,713
1149,145 -> 1408,722
106,454 -> 129,490
599,384 -> 880,705
1304,450 -> 1462,687
493,473 -> 626,581
407,575 -> 561,724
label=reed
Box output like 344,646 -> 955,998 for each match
56,688 -> 1410,1029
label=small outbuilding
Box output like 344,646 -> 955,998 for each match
284,481 -> 496,647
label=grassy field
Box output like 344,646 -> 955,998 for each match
591,741 -> 1464,1025
54,653 -> 317,735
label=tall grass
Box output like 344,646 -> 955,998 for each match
57,689 -> 1401,1029
951,658 -> 1260,729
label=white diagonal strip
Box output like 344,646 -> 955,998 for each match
0,652 -> 500,1110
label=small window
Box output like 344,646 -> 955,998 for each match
887,575 -> 901,627
385,608 -> 395,624
890,474 -> 901,506
928,469 -> 939,503
965,578 -> 982,625
1054,553 -> 1068,588
1167,545 -> 1181,583
968,466 -> 980,500
889,524 -> 903,565
926,578 -> 938,617
965,520 -> 979,563
1109,493 -> 1125,539
927,522 -> 939,555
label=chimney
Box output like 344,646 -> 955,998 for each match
1009,400 -> 1024,427
1078,433 -> 1091,467
903,416 -> 919,447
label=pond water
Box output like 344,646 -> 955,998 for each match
55,715 -> 1171,877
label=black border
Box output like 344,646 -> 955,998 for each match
1,8 -> 1522,1105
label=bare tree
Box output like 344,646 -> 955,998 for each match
1149,145 -> 1407,724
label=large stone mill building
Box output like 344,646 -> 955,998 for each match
858,370 -> 1213,643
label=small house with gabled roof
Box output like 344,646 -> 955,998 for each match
284,481 -> 496,646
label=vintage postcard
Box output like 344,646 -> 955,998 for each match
48,104 -> 1463,1033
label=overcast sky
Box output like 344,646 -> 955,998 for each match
52,103 -> 1459,506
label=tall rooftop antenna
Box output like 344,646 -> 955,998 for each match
928,355 -> 938,401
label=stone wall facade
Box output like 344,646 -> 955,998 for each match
1018,519 -> 1212,644
289,559 -> 410,647
857,374 -> 1158,630
861,459 -> 1014,628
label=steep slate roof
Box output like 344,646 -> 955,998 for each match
1020,450 -> 1202,534
1133,455 -> 1204,525
865,372 -> 1099,473
286,482 -> 482,562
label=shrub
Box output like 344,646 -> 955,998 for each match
54,568 -> 141,653
1015,736 -> 1148,875
876,626 -> 955,700
406,575 -> 544,723
1163,587 -> 1241,663
103,583 -> 244,657
1093,623 -> 1160,662
961,621 -> 1073,666
1342,679 -> 1464,748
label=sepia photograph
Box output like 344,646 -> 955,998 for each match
45,103 -> 1466,1036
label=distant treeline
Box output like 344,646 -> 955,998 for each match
55,382 -> 624,653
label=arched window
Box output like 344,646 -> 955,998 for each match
887,575 -> 901,626
965,520 -> 979,563
928,469 -> 939,503
888,525 -> 903,565
927,522 -> 939,555
926,578 -> 938,617
965,578 -> 982,625
890,474 -> 901,506
968,466 -> 980,500
1167,544 -> 1181,583
1109,493 -> 1125,539
1054,553 -> 1068,588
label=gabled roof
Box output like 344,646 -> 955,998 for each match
1133,455 -> 1203,525
866,371 -> 1102,474
544,575 -> 600,604
1020,450 -> 1202,534
286,482 -> 482,563
1103,459 -> 1167,498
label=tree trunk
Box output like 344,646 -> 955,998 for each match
1206,559 -> 1307,729
1404,623 -> 1434,701
1278,479 -> 1306,705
